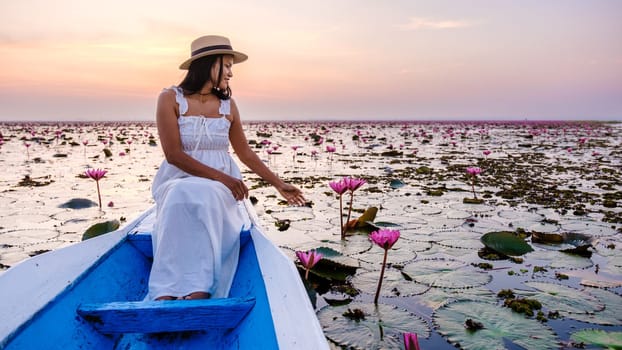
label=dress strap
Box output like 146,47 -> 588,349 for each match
219,99 -> 231,116
168,86 -> 188,116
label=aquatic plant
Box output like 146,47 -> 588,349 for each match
329,177 -> 366,239
369,229 -> 400,304
403,332 -> 420,350
85,168 -> 108,210
326,145 -> 336,161
24,142 -> 31,161
466,166 -> 481,199
343,177 -> 366,231
329,179 -> 348,239
295,249 -> 323,280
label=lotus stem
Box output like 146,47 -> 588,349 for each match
96,180 -> 102,209
374,248 -> 389,304
339,195 -> 344,240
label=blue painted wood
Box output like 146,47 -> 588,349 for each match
77,297 -> 255,333
2,227 -> 281,349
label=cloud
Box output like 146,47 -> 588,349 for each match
397,17 -> 475,31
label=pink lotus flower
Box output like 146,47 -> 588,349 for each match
329,179 -> 348,239
466,167 -> 481,199
343,177 -> 366,234
329,179 -> 348,195
344,177 -> 366,192
370,229 -> 400,304
23,142 -> 31,160
483,150 -> 491,157
296,250 -> 323,280
369,229 -> 400,250
403,332 -> 421,350
326,145 -> 336,153
85,168 -> 107,209
466,167 -> 481,176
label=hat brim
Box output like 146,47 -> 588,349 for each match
179,50 -> 248,69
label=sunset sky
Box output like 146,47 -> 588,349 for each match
1,0 -> 620,122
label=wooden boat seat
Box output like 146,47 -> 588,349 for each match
77,297 -> 255,334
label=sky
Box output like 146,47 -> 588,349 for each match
0,0 -> 621,122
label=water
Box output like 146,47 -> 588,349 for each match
1,120 -> 621,349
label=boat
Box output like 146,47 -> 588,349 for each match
0,200 -> 329,349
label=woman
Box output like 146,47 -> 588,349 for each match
148,35 -> 305,301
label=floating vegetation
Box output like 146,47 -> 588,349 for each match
433,300 -> 559,350
570,329 -> 622,349
318,302 -> 430,350
58,198 -> 98,209
480,231 -> 534,256
16,175 -> 54,187
515,282 -> 604,316
402,258 -> 492,289
1,120 -> 621,349
82,219 -> 120,240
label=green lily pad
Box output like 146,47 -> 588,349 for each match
421,286 -> 497,310
570,329 -> 622,349
317,302 -> 430,350
434,300 -> 559,350
524,249 -> 594,269
350,269 -> 430,297
516,282 -> 604,315
308,248 -> 358,282
82,219 -> 120,240
481,231 -> 534,256
58,198 -> 97,209
389,179 -> 405,189
565,288 -> 622,326
402,258 -> 491,289
357,245 -> 416,266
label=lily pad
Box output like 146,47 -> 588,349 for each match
357,245 -> 417,266
420,286 -> 497,310
350,269 -> 430,297
317,302 -> 430,350
433,300 -> 559,350
516,281 -> 604,315
346,207 -> 378,230
82,219 -> 120,240
58,198 -> 98,209
481,231 -> 534,256
307,247 -> 358,281
524,249 -> 594,269
567,288 -> 622,326
402,259 -> 491,289
570,329 -> 622,349
389,179 -> 406,189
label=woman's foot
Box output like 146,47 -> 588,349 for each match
182,292 -> 211,300
155,296 -> 176,301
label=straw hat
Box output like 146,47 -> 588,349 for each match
179,35 -> 248,69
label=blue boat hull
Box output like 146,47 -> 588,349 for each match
2,230 -> 278,349
0,204 -> 329,350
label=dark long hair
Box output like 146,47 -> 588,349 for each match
178,55 -> 232,100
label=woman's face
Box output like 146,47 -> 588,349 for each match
212,55 -> 234,90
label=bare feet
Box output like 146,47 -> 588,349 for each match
154,292 -> 210,300
182,292 -> 211,300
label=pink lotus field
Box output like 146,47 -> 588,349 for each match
0,120 -> 621,349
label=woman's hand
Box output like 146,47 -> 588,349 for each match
219,174 -> 249,201
277,183 -> 306,206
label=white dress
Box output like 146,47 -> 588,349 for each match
147,86 -> 246,300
